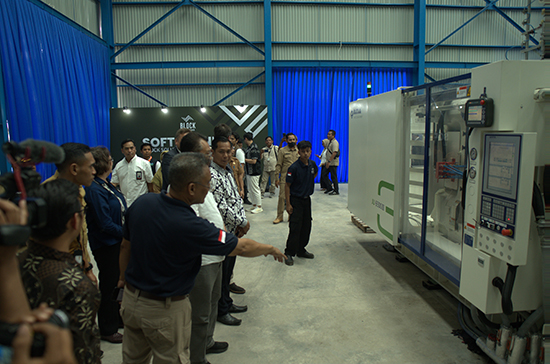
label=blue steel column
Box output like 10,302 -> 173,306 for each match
264,0 -> 273,137
101,0 -> 118,108
413,0 -> 426,86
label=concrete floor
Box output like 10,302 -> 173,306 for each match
99,184 -> 489,364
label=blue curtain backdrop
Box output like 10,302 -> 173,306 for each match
0,0 -> 110,178
272,68 -> 412,183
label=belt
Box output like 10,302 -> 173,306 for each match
125,283 -> 188,302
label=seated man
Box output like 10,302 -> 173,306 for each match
18,179 -> 101,364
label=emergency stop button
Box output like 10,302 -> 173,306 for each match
501,229 -> 513,237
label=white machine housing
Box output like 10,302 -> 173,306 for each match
348,61 -> 549,315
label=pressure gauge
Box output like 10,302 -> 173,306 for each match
470,148 -> 478,160
469,167 -> 477,179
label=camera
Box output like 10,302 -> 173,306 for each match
0,139 -> 65,237
0,310 -> 69,357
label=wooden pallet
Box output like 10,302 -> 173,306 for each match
351,215 -> 375,233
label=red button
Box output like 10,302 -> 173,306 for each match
481,100 -> 485,105
502,229 -> 513,237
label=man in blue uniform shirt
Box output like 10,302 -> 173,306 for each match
284,140 -> 318,266
118,153 -> 285,364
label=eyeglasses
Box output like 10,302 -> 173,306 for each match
193,180 -> 214,191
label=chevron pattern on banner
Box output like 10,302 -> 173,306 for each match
219,105 -> 268,138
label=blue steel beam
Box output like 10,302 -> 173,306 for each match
113,41 -> 526,49
264,0 -> 273,136
189,1 -> 265,56
213,71 -> 265,106
483,0 -> 539,45
118,82 -> 264,87
112,73 -> 168,107
424,73 -> 437,83
114,61 -> 266,69
112,60 -> 486,69
425,0 -> 500,55
101,0 -> 118,108
112,0 -> 190,59
413,0 -> 426,86
113,1 -> 544,10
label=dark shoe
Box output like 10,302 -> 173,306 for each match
297,250 -> 315,259
206,341 -> 229,354
243,199 -> 252,205
217,313 -> 242,326
228,304 -> 248,313
285,255 -> 294,266
229,283 -> 246,294
328,191 -> 339,195
101,332 -> 123,344
324,189 -> 333,194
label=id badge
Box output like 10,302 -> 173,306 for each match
136,171 -> 143,180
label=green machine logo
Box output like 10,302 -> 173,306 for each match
372,181 -> 394,241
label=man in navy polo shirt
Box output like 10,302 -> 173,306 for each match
118,153 -> 285,364
284,140 -> 318,266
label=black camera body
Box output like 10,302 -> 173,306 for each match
0,310 -> 69,357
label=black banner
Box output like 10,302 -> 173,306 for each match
110,105 -> 269,160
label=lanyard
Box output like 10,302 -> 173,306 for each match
94,179 -> 127,225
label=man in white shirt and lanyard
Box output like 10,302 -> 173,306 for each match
112,139 -> 154,206
260,136 -> 279,198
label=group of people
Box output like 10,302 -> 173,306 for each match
8,124 -> 340,364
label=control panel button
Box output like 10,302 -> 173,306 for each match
501,229 -> 513,237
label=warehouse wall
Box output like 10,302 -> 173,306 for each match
35,0 -> 545,107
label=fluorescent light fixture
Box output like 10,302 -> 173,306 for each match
123,106 -> 131,114
200,105 -> 206,113
161,106 -> 168,114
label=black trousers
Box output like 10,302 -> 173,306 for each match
285,196 -> 312,256
217,255 -> 235,316
321,165 -> 338,193
320,166 -> 330,189
92,242 -> 122,336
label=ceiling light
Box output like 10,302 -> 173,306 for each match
200,105 -> 206,113
161,106 -> 168,114
123,106 -> 131,114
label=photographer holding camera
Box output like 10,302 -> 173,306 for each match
18,180 -> 101,364
0,198 -> 76,364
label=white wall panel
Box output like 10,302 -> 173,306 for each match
117,84 -> 264,108
113,4 -> 263,45
115,45 -> 264,63
273,5 -> 413,43
116,68 -> 265,86
426,7 -> 540,46
424,67 -> 470,82
41,0 -> 99,35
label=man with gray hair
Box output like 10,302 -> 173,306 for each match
118,152 -> 285,364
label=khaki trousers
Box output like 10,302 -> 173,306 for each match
260,169 -> 277,194
276,181 -> 286,220
121,286 -> 192,364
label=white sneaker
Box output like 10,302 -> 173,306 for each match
250,207 -> 263,214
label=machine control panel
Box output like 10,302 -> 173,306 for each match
480,195 -> 516,235
465,98 -> 494,127
475,132 -> 536,266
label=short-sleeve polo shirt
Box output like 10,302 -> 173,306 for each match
123,192 -> 238,297
286,159 -> 318,198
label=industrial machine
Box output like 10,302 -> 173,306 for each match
349,61 -> 550,364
